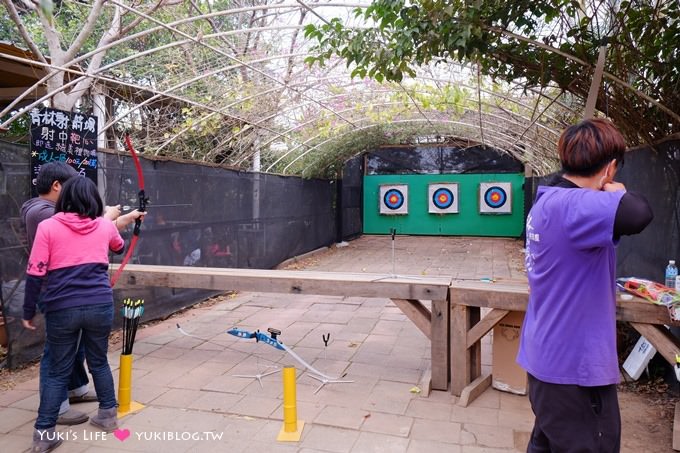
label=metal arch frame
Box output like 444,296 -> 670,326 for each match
99,52 -> 308,134
0,53 -> 561,174
258,97 -> 557,172
287,119 -> 557,176
3,0 -> 673,177
160,69 -> 568,162
247,80 -> 566,169
267,105 -> 554,174
227,74 -> 569,166
0,3 -> 365,120
108,0 -> 357,128
296,120 -> 558,177
2,0 -> 676,134
2,48 -> 563,170
165,75 -> 562,167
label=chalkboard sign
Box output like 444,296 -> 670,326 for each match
29,107 -> 98,196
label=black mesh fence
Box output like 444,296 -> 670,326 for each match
366,145 -> 525,174
339,155 -> 363,240
615,139 -> 680,281
526,138 -> 680,281
0,142 -> 337,368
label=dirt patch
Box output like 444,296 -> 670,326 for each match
620,381 -> 678,452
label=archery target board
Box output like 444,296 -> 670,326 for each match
379,184 -> 408,215
428,183 -> 459,214
479,182 -> 512,214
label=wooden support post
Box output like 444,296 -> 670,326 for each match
430,299 -> 449,391
451,304 -> 482,395
458,374 -> 492,408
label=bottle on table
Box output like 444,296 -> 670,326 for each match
665,260 -> 678,289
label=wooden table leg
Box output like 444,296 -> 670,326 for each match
430,299 -> 449,391
451,304 -> 481,396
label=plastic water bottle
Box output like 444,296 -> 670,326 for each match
665,260 -> 678,289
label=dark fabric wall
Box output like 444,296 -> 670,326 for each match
366,145 -> 525,175
0,142 -> 337,368
616,139 -> 680,281
526,138 -> 680,281
339,155 -> 363,240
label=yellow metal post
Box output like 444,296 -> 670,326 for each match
277,365 -> 304,441
117,354 -> 145,417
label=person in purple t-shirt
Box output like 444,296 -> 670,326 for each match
517,118 -> 653,452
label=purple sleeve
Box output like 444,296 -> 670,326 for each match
23,276 -> 43,320
565,190 -> 625,250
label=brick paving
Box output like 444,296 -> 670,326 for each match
0,235 -> 531,452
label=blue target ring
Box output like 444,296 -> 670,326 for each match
484,187 -> 507,208
432,188 -> 454,209
383,189 -> 404,210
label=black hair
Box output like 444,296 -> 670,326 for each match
55,176 -> 103,219
558,118 -> 626,177
35,162 -> 79,195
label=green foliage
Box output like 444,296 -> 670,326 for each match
304,0 -> 680,145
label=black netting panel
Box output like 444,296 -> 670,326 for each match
616,140 -> 680,281
525,139 -> 680,281
340,155 -> 363,240
366,145 -> 524,174
0,144 -> 337,368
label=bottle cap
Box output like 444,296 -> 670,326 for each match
672,260 -> 676,265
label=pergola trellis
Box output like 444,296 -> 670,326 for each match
1,0 -> 677,177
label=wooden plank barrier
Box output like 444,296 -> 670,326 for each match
111,264 -> 452,390
449,278 -> 680,448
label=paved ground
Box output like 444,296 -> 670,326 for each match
0,235 -> 536,452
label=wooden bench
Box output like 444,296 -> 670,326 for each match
449,278 -> 680,449
111,264 -> 453,390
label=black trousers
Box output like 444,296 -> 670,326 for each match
527,373 -> 621,453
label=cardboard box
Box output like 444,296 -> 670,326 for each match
492,311 -> 527,395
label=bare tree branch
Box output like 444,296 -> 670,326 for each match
62,0 -> 106,63
60,4 -> 122,109
1,0 -> 47,63
120,0 -> 166,36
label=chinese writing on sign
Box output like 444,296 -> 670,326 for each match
29,107 -> 98,196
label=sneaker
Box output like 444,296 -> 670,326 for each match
56,408 -> 88,426
90,407 -> 118,433
32,428 -> 63,453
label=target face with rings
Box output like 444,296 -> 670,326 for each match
384,189 -> 405,209
428,183 -> 459,213
379,184 -> 408,215
479,182 -> 512,214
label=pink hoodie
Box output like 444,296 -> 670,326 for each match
23,213 -> 125,320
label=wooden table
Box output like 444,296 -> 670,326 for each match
111,264 -> 453,390
449,278 -> 680,449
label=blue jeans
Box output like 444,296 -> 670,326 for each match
36,304 -> 117,430
39,339 -> 90,414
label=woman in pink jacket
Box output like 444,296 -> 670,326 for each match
24,176 -> 124,452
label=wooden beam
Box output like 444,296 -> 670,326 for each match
0,86 -> 46,101
450,304 -> 481,396
391,298 -> 431,339
0,59 -> 46,79
449,280 -> 679,325
110,264 -> 451,300
630,322 -> 680,366
458,373 -> 492,408
449,280 -> 529,311
467,309 -> 510,348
